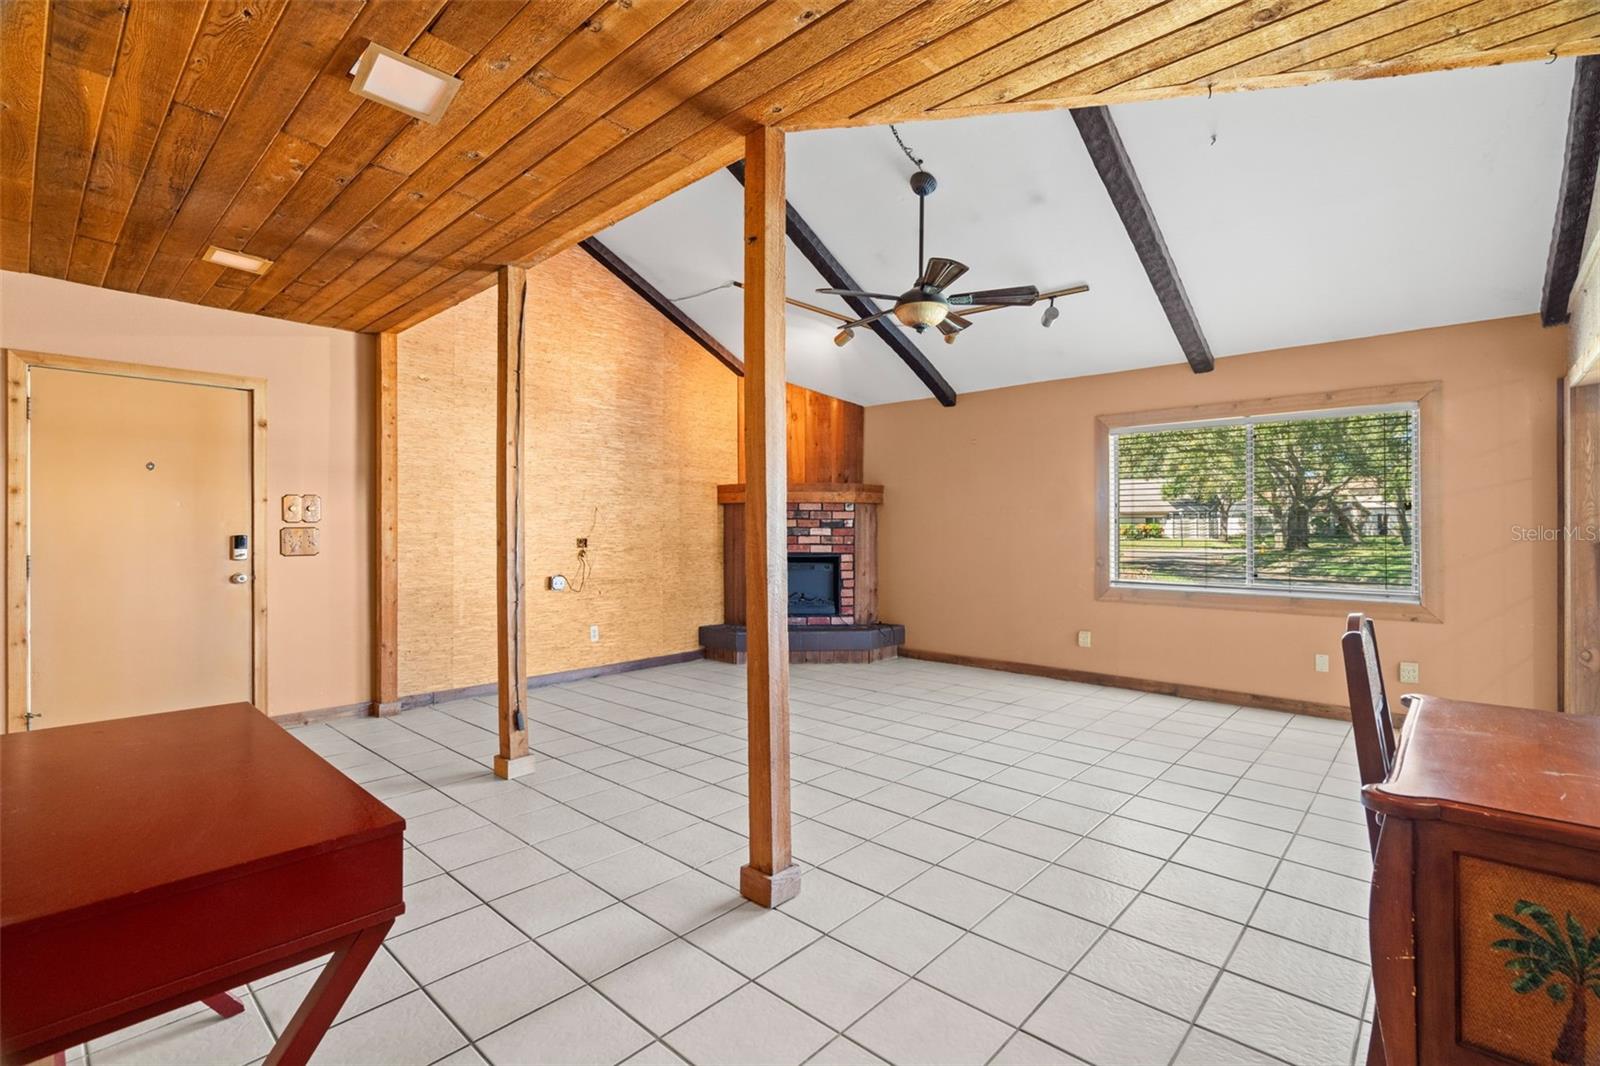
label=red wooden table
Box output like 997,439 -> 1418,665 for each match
0,703 -> 405,1066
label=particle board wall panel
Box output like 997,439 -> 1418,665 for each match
395,247 -> 737,698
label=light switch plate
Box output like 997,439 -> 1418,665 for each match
1315,654 -> 1329,673
1399,661 -> 1420,684
302,494 -> 322,523
281,494 -> 303,522
280,527 -> 320,557
1077,631 -> 1092,648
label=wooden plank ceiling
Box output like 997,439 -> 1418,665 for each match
3,0 -> 1597,336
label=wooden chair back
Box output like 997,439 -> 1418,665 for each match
1341,612 -> 1398,857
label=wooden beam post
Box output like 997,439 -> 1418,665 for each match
1565,382 -> 1599,714
371,332 -> 400,716
740,126 -> 799,908
494,265 -> 533,778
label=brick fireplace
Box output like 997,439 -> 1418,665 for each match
701,483 -> 903,663
789,501 -> 858,624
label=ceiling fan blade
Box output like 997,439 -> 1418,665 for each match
948,285 -> 1040,307
837,308 -> 895,331
936,313 -> 973,336
817,287 -> 901,301
960,284 -> 1091,315
918,257 -> 968,290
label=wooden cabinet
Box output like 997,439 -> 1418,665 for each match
1364,697 -> 1600,1065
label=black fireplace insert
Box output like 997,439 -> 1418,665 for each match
788,554 -> 840,617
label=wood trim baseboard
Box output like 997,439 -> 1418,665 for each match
269,650 -> 709,726
900,647 -> 1351,721
398,650 -> 708,711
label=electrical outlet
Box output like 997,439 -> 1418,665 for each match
548,575 -> 568,591
1077,630 -> 1092,648
589,624 -> 600,643
1399,661 -> 1420,684
1314,654 -> 1329,673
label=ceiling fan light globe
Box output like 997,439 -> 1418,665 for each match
893,297 -> 949,330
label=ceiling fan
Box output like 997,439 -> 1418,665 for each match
820,168 -> 1089,345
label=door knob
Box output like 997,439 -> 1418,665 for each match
230,573 -> 249,584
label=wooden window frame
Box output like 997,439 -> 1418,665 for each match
1094,381 -> 1443,623
5,349 -> 270,728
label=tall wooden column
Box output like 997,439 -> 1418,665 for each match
371,332 -> 400,716
1565,382 -> 1599,713
494,265 -> 534,778
740,126 -> 799,908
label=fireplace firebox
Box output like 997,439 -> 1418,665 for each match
788,554 -> 840,617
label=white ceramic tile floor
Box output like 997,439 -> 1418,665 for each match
78,658 -> 1377,1065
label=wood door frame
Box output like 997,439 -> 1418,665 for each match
5,349 -> 270,728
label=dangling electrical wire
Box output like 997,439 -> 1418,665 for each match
670,280 -> 737,302
890,125 -> 924,170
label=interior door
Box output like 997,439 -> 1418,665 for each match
24,367 -> 255,729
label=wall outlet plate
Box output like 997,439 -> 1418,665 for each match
576,537 -> 588,549
589,624 -> 600,643
548,575 -> 568,591
1399,661 -> 1420,684
1315,654 -> 1329,673
1077,631 -> 1092,648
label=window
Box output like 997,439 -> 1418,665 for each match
1108,403 -> 1421,603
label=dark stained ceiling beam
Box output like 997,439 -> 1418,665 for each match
1542,55 -> 1599,328
579,238 -> 743,376
727,161 -> 957,407
1071,106 -> 1214,374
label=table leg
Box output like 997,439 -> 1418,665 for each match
202,993 -> 245,1018
263,921 -> 393,1066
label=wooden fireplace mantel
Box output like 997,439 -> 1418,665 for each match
718,483 -> 883,505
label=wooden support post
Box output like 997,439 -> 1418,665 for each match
494,265 -> 533,778
1565,382 -> 1599,714
739,126 -> 799,908
371,332 -> 400,716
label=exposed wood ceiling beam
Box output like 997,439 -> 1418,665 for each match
728,161 -> 958,406
579,237 -> 744,376
1543,54 -> 1599,327
1071,105 -> 1214,375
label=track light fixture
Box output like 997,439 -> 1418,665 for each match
834,328 -> 854,348
1041,298 -> 1060,328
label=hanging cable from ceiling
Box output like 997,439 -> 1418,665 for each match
669,280 -> 737,301
890,124 -> 924,170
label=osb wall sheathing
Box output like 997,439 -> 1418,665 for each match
396,248 -> 738,697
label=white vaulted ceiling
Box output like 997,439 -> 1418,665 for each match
595,60 -> 1575,407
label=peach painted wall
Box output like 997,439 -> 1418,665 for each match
865,315 -> 1569,711
0,271 -> 374,721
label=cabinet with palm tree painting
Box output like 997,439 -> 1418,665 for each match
1361,697 -> 1599,1066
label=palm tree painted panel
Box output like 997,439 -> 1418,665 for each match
1460,856 -> 1600,1065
